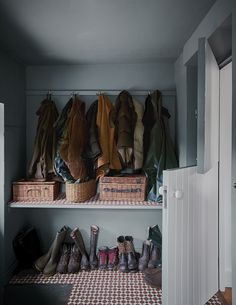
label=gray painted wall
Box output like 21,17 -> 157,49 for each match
26,63 -> 175,91
0,50 -> 26,296
25,62 -> 175,252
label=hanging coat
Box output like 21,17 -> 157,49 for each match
54,98 -> 74,181
112,90 -> 137,168
84,100 -> 101,178
143,90 -> 178,202
96,94 -> 122,179
133,99 -> 144,170
60,97 -> 88,181
142,94 -> 156,164
28,99 -> 58,181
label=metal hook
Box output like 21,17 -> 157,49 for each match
47,90 -> 52,100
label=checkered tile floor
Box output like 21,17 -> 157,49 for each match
10,270 -> 222,305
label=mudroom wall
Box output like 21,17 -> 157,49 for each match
23,62 -> 175,252
0,50 -> 26,285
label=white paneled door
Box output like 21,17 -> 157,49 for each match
162,39 -> 219,305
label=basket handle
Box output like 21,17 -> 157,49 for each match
27,188 -> 41,194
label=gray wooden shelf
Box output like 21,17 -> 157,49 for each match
9,194 -> 162,210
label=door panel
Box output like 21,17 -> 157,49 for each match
162,39 -> 219,305
219,62 -> 232,290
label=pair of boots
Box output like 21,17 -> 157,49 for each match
70,225 -> 99,271
35,226 -> 68,276
98,246 -> 118,271
35,225 -> 99,276
117,236 -> 138,273
56,243 -> 81,274
139,224 -> 162,271
138,240 -> 161,271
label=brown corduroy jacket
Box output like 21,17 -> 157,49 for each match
111,90 -> 137,168
60,98 -> 88,181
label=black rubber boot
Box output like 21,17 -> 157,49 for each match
148,244 -> 161,268
89,225 -> 99,270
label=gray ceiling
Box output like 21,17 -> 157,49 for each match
0,0 -> 216,65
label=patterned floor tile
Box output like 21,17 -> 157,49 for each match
9,270 -> 222,305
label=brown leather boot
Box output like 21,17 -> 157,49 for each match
148,244 -> 161,269
68,243 -> 81,273
117,236 -> 128,272
98,246 -> 108,270
89,225 -> 99,270
138,240 -> 151,271
56,243 -> 70,274
125,236 -> 138,272
70,227 -> 89,271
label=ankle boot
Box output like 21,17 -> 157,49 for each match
138,240 -> 151,271
148,244 -> 161,269
68,243 -> 81,273
108,246 -> 118,271
56,243 -> 70,274
117,236 -> 128,273
70,227 -> 89,271
125,236 -> 138,272
34,226 -> 67,272
98,246 -> 108,270
89,225 -> 99,270
43,226 -> 68,276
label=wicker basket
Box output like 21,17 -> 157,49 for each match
99,175 -> 146,201
12,180 -> 60,201
66,179 -> 96,202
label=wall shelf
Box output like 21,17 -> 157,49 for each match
8,194 -> 162,210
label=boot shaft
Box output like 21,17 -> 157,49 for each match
117,236 -> 126,254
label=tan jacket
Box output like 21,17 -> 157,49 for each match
96,94 -> 122,179
60,98 -> 88,180
133,99 -> 144,170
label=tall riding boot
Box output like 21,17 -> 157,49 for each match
125,236 -> 138,272
148,244 -> 161,269
89,225 -> 99,270
42,226 -> 68,276
138,240 -> 151,271
70,227 -> 89,271
117,236 -> 128,273
34,226 -> 68,272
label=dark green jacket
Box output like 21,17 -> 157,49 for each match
143,90 -> 178,202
